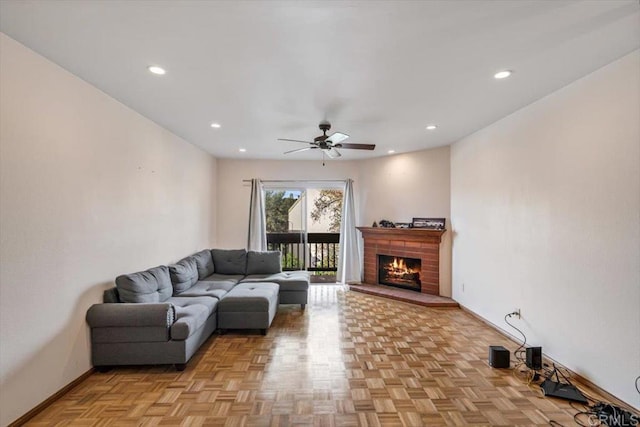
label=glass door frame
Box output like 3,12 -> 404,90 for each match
261,180 -> 346,273
262,185 -> 308,271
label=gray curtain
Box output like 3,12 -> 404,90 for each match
247,178 -> 267,251
337,179 -> 361,284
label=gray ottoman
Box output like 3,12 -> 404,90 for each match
241,271 -> 310,309
218,282 -> 279,335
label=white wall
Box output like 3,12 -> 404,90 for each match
0,34 -> 218,426
216,146 -> 452,295
451,51 -> 639,408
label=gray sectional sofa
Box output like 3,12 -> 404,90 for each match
86,249 -> 310,370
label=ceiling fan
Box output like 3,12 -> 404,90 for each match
278,121 -> 375,161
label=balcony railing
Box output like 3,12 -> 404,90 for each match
267,232 -> 340,273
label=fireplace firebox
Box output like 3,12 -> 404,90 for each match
378,254 -> 421,292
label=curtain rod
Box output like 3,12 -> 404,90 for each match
242,179 -> 351,183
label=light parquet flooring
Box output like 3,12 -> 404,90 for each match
26,285 -> 609,426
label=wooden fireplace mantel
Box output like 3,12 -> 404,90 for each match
357,226 -> 446,295
356,227 -> 446,244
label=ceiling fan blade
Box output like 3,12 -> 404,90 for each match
324,148 -> 342,159
325,132 -> 349,144
334,142 -> 376,150
284,147 -> 317,155
278,138 -> 315,144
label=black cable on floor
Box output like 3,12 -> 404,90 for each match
504,313 -> 527,362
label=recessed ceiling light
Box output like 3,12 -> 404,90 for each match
147,65 -> 166,75
388,150 -> 396,154
494,70 -> 512,79
426,125 -> 437,130
210,123 -> 221,129
239,148 -> 246,152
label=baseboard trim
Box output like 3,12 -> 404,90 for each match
8,368 -> 95,426
458,304 -> 639,413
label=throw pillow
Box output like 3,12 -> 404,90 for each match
169,257 -> 199,294
211,249 -> 248,275
246,251 -> 282,275
192,249 -> 215,279
115,265 -> 172,303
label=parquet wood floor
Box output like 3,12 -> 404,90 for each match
26,285 -> 614,426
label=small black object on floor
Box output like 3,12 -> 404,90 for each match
525,346 -> 542,370
489,345 -> 510,368
540,379 -> 588,404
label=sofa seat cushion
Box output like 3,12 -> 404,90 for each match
171,304 -> 210,341
167,296 -> 219,341
169,256 -> 199,294
211,249 -> 247,275
167,296 -> 218,316
192,249 -> 215,279
200,273 -> 244,285
115,266 -> 173,303
246,251 -> 282,274
175,281 -> 230,299
218,282 -> 280,312
242,271 -> 310,292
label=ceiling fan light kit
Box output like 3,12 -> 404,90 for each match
278,121 -> 375,164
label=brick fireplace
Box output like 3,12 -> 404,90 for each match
357,227 -> 446,295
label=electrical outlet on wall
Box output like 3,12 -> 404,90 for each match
514,308 -> 521,318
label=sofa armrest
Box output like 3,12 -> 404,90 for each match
86,303 -> 175,328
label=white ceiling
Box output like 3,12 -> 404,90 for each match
1,1 -> 638,160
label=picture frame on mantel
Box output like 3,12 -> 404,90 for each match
412,217 -> 446,230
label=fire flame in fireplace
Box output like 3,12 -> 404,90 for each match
378,255 -> 421,290
385,257 -> 419,278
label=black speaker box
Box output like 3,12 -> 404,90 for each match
526,346 -> 542,370
489,345 -> 510,368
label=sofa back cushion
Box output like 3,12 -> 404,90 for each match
192,249 -> 215,279
103,287 -> 121,303
211,249 -> 247,275
115,266 -> 172,303
246,251 -> 282,275
169,257 -> 199,293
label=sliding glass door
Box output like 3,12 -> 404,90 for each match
263,185 -> 343,281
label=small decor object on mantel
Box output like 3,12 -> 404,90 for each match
378,219 -> 396,228
395,222 -> 411,229
372,221 -> 378,227
412,217 -> 446,230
